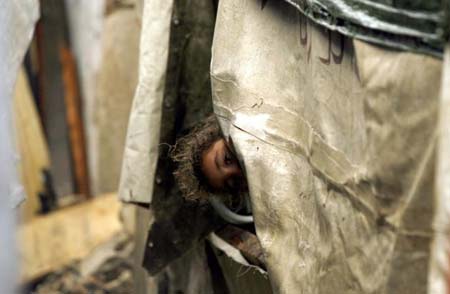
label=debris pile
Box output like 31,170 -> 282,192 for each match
31,235 -> 133,294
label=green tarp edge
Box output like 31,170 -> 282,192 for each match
282,0 -> 449,58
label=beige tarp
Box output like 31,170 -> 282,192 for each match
428,44 -> 450,293
119,0 -> 173,203
211,0 -> 442,293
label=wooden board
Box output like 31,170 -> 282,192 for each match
38,0 -> 75,197
14,67 -> 50,222
18,193 -> 122,282
60,47 -> 90,198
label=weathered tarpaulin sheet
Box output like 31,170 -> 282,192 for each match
212,0 -> 442,292
282,0 -> 449,57
119,0 -> 173,203
0,0 -> 39,292
428,44 -> 450,294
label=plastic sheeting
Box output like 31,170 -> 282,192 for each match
282,0 -> 449,57
119,0 -> 173,203
211,0 -> 442,292
0,0 -> 39,292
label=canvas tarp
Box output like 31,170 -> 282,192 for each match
428,43 -> 450,294
119,0 -> 173,204
211,0 -> 442,293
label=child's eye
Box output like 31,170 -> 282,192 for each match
224,152 -> 232,165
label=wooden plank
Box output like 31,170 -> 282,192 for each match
38,0 -> 74,197
60,47 -> 91,198
14,67 -> 51,222
18,193 -> 122,282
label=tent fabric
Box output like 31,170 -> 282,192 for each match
119,0 -> 174,203
211,0 -> 442,292
281,0 -> 449,57
428,43 -> 450,294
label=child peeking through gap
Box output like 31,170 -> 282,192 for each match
171,115 -> 246,202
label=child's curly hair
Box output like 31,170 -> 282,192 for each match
171,115 -> 222,201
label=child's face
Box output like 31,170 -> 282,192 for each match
200,138 -> 243,191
